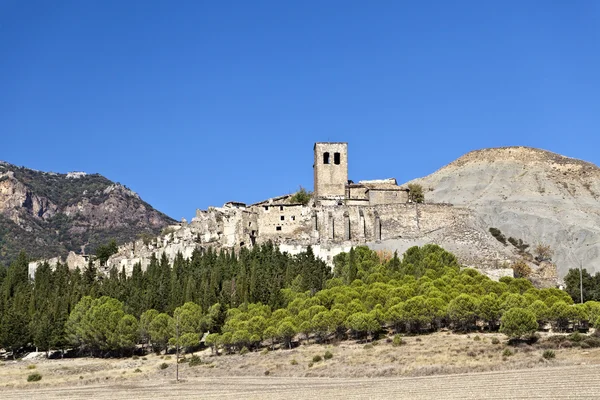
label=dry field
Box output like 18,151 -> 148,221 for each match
2,332 -> 600,399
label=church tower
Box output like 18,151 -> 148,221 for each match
313,142 -> 348,201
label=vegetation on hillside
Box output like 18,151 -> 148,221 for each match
11,168 -> 114,208
2,244 -> 598,359
0,166 -> 175,265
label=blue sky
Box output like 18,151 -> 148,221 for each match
1,1 -> 599,220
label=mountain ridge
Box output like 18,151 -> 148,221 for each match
0,161 -> 175,265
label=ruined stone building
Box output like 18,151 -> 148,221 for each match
30,142 -> 514,280
191,142 -> 414,250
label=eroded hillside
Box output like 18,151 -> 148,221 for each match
406,146 -> 600,276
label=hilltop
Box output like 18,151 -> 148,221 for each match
0,162 -> 175,265
406,146 -> 600,276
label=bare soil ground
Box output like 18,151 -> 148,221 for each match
2,332 -> 600,399
3,366 -> 600,399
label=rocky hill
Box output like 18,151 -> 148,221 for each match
0,162 -> 176,265
406,146 -> 600,277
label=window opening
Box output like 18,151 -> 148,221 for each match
276,226 -> 282,231
334,152 -> 341,165
280,215 -> 285,221
323,152 -> 330,164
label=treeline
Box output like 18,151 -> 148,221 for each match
3,244 -> 600,358
211,245 -> 599,353
0,243 -> 330,357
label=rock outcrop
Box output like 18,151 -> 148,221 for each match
0,162 -> 176,265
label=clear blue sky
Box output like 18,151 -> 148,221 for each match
1,1 -> 599,220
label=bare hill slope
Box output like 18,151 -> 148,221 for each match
407,146 -> 600,276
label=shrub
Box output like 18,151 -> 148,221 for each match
543,350 -> 555,360
308,362 -> 314,368
474,335 -> 481,341
560,340 -> 573,349
312,355 -> 323,363
290,359 -> 298,365
189,355 -> 202,367
159,363 -> 169,370
512,260 -> 532,278
264,370 -> 270,376
580,341 -> 591,349
583,337 -> 600,348
491,337 -> 500,345
534,244 -> 554,262
392,334 -> 403,347
290,187 -> 312,205
408,183 -> 424,203
502,349 -> 513,357
27,364 -> 36,370
261,348 -> 269,355
364,344 -> 374,350
142,357 -> 147,361
132,355 -> 139,360
164,355 -> 172,360
324,351 -> 333,360
489,228 -> 507,245
134,368 -> 142,373
568,332 -> 584,343
240,346 -> 249,355
27,373 -> 42,382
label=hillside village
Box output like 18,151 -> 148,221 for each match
29,142 -> 522,282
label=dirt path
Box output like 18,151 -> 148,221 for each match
5,364 -> 599,399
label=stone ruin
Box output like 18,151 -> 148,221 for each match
30,142 -> 517,282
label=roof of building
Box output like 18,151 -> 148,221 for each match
249,194 -> 294,207
224,201 -> 247,207
351,178 -> 409,191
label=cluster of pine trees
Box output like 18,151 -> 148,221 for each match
0,243 -> 330,357
2,243 -> 600,358
564,267 -> 600,303
208,245 -> 600,353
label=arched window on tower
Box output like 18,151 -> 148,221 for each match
334,152 -> 341,165
323,152 -> 330,164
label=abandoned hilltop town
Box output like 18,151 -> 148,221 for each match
30,142 -> 501,277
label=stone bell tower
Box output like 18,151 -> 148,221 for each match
313,142 -> 348,201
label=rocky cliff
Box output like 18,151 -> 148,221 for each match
406,146 -> 600,277
0,162 -> 176,265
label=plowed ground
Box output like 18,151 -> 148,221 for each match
3,365 -> 600,399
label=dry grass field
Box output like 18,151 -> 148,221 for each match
2,332 -> 600,399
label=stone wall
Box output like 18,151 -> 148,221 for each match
368,189 -> 409,206
255,203 -> 307,238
